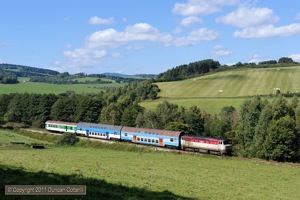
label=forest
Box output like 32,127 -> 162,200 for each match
0,78 -> 299,162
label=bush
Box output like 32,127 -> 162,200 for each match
57,132 -> 77,146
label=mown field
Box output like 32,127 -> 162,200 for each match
140,97 -> 248,113
141,66 -> 300,113
0,129 -> 300,199
0,78 -> 124,95
156,66 -> 300,98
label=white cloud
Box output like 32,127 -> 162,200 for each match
289,54 -> 300,62
172,28 -> 219,46
213,50 -> 232,57
88,16 -> 114,25
64,23 -> 174,68
86,23 -> 173,49
211,45 -> 232,57
173,0 -> 239,16
180,16 -> 202,27
64,22 -> 218,69
64,48 -> 106,59
234,23 -> 300,38
125,23 -> 159,34
248,54 -> 264,63
216,7 -> 279,28
173,27 -> 182,34
64,48 -> 107,68
188,28 -> 219,41
213,45 -> 223,49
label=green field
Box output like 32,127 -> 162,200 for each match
156,66 -> 300,98
0,78 -> 124,94
141,66 -> 300,113
0,130 -> 300,199
140,97 -> 248,113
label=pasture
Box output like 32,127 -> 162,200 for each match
140,66 -> 300,113
156,66 -> 300,98
140,97 -> 248,113
0,78 -> 124,95
0,129 -> 300,199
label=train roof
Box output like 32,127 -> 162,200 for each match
77,122 -> 123,131
182,135 -> 230,141
45,120 -> 77,126
122,126 -> 182,137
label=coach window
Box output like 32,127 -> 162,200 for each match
156,140 -> 158,143
152,139 -> 154,143
141,138 -> 144,142
170,138 -> 174,142
125,133 -> 128,136
137,137 -> 140,141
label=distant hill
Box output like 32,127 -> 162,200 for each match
102,72 -> 156,79
0,64 -> 155,85
0,64 -> 59,77
156,65 -> 300,98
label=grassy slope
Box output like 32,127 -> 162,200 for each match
0,130 -> 300,199
141,66 -> 300,113
140,97 -> 249,113
157,66 -> 300,98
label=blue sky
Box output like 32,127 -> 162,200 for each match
1,0 -> 300,74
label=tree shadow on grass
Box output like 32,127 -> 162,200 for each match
0,164 -> 195,200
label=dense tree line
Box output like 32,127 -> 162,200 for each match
0,80 -> 158,128
156,59 -> 221,82
29,76 -> 112,85
233,96 -> 300,162
0,71 -> 19,84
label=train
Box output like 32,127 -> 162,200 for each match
45,120 -> 232,155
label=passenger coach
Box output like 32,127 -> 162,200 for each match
121,127 -> 183,148
45,120 -> 77,134
76,122 -> 122,140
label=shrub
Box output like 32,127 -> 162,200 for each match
57,132 -> 77,146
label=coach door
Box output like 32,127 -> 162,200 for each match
159,138 -> 163,147
133,135 -> 137,143
86,130 -> 89,137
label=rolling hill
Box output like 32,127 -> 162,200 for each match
156,66 -> 300,98
140,65 -> 300,113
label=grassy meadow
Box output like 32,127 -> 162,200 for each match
140,97 -> 248,113
140,66 -> 300,113
1,129 -> 300,199
156,66 -> 300,98
0,78 -> 124,95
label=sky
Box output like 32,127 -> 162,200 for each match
1,0 -> 300,75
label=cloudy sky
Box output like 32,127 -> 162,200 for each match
1,0 -> 300,74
